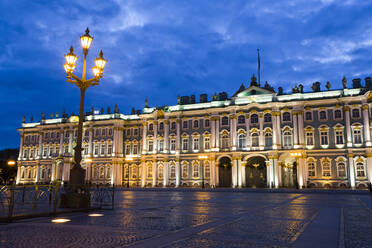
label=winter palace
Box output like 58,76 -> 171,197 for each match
16,75 -> 372,189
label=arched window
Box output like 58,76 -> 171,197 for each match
148,140 -> 153,151
251,132 -> 259,147
238,115 -> 245,124
171,122 -> 176,129
221,134 -> 229,148
319,111 -> 327,120
283,112 -> 291,121
149,123 -> 153,131
221,116 -> 229,126
192,162 -> 199,178
353,128 -> 362,144
159,122 -> 164,130
204,162 -> 210,178
251,114 -> 258,124
193,120 -> 199,128
352,109 -> 360,118
170,164 -> 176,179
99,167 -> 105,179
93,167 -> 98,179
106,166 -> 111,179
265,132 -> 272,147
238,134 -> 246,149
322,161 -> 331,177
337,162 -> 346,177
41,168 -> 45,179
356,162 -> 365,177
147,165 -> 153,178
308,161 -> 316,177
264,113 -> 272,122
131,166 -> 137,179
283,130 -> 292,148
182,164 -> 188,178
158,165 -> 164,179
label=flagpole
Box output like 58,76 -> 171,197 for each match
257,48 -> 261,86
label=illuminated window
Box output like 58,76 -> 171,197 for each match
170,164 -> 176,179
356,162 -> 365,177
322,161 -> 331,177
308,161 -> 316,177
147,165 -> 152,178
306,131 -> 314,146
125,144 -> 131,155
204,137 -> 210,150
221,134 -> 229,149
131,166 -> 137,179
182,164 -> 188,178
101,144 -> 106,155
204,162 -> 210,178
148,140 -> 153,152
337,162 -> 346,177
238,134 -> 246,149
192,162 -> 199,178
132,144 -> 138,154
283,131 -> 292,148
94,144 -> 99,155
108,144 -> 112,154
251,133 -> 259,147
158,165 -> 164,179
170,139 -> 176,151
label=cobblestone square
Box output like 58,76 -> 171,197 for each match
1,190 -> 371,248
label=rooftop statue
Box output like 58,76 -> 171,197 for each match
250,74 -> 258,87
342,76 -> 347,89
145,98 -> 149,108
326,81 -> 331,91
312,82 -> 321,92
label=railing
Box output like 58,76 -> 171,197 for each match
0,184 -> 114,222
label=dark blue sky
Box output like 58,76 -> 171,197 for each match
1,0 -> 372,149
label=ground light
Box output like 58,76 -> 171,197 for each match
51,218 -> 71,223
88,213 -> 104,217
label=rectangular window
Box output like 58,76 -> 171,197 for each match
170,139 -> 176,151
108,144 -> 112,154
353,129 -> 362,144
204,137 -> 210,150
183,121 -> 188,129
125,144 -> 131,155
43,147 -> 47,156
205,119 -> 210,128
335,131 -> 344,145
84,144 -> 89,155
306,132 -> 314,146
193,138 -> 199,150
101,144 -> 106,155
159,140 -> 164,152
308,162 -> 315,177
94,144 -> 99,155
322,162 -> 331,177
133,144 -> 138,154
320,131 -> 328,145
148,140 -> 153,152
305,112 -> 312,121
134,128 -> 138,136
182,138 -> 188,151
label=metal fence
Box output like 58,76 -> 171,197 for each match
0,184 -> 114,222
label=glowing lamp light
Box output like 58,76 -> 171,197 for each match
64,63 -> 76,73
88,213 -> 103,217
7,160 -> 16,166
95,50 -> 107,70
64,46 -> 78,67
198,155 -> 208,159
92,66 -> 102,78
51,218 -> 70,223
85,158 -> 93,163
125,157 -> 134,161
80,28 -> 93,51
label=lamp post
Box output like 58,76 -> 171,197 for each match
63,28 -> 107,186
290,151 -> 302,189
198,155 -> 208,188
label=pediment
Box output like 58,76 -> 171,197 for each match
235,86 -> 274,98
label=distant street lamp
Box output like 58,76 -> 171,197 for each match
7,160 -> 16,166
198,155 -> 208,188
63,28 -> 107,186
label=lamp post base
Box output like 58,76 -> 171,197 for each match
69,164 -> 86,186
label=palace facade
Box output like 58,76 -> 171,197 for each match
16,76 -> 372,189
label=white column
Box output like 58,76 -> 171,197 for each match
163,161 -> 169,186
152,161 -> 157,186
345,107 -> 352,147
59,130 -> 64,155
210,159 -> 216,187
348,154 -> 356,189
211,118 -> 216,149
232,158 -> 238,187
175,160 -> 180,187
231,115 -> 237,150
245,115 -> 250,149
367,154 -> 372,184
153,121 -> 158,153
241,162 -> 246,187
141,161 -> 146,187
63,162 -> 70,182
273,157 -> 279,188
297,157 -> 305,189
176,120 -> 181,152
276,112 -> 282,148
362,105 -> 371,146
238,160 -> 242,187
18,133 -> 24,160
68,130 -> 73,154
142,122 -> 148,154
16,165 -> 21,184
259,113 -> 264,150
51,162 -> 56,182
35,165 -> 40,183
298,111 -> 304,147
215,118 -> 220,150
266,160 -> 271,188
164,120 -> 169,153
88,128 -> 93,155
293,112 -> 298,147
272,113 -> 277,149
38,133 -> 43,159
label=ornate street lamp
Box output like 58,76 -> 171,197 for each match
63,28 -> 107,186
